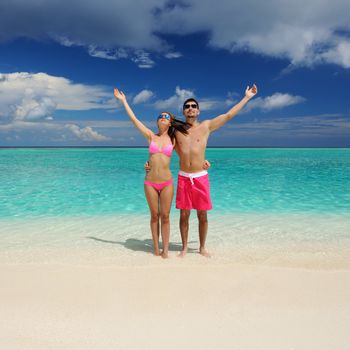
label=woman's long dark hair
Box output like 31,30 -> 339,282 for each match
162,111 -> 189,143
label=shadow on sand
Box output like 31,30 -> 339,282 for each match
86,236 -> 197,254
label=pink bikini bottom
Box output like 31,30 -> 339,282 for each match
144,179 -> 173,192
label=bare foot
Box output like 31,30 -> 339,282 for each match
154,250 -> 161,256
161,251 -> 169,259
199,248 -> 211,258
177,250 -> 187,258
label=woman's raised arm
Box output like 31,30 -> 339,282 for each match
114,88 -> 153,142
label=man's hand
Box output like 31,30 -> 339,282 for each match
203,160 -> 211,170
144,160 -> 151,173
245,84 -> 258,100
114,88 -> 126,102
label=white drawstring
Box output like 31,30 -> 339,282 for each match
178,170 -> 207,186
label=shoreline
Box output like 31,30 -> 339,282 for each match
1,212 -> 350,270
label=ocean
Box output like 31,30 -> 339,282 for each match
1,148 -> 349,267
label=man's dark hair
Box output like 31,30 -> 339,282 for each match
183,98 -> 199,110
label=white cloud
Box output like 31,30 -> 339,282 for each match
0,120 -> 55,131
55,36 -> 76,47
0,1 -> 168,68
65,124 -> 111,141
13,96 -> 57,121
246,93 -> 305,112
131,50 -> 155,68
156,0 -> 350,69
0,72 -> 116,123
319,39 -> 350,68
0,1 -> 167,49
133,90 -> 154,104
154,86 -> 194,111
88,46 -> 128,60
0,72 -> 114,142
1,1 -> 349,68
55,120 -> 141,128
0,119 -> 111,142
164,52 -> 182,59
198,100 -> 223,111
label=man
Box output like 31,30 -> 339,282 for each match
176,84 -> 257,257
148,84 -> 258,257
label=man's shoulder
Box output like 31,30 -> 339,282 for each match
192,121 -> 210,135
199,120 -> 211,128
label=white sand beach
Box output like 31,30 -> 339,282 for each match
1,214 -> 350,349
1,262 -> 350,350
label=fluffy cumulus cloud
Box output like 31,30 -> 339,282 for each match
154,86 -> 194,111
246,93 -> 306,112
156,0 -> 350,68
0,72 -> 114,141
0,0 -> 349,68
0,72 -> 115,116
65,124 -> 110,141
133,89 -> 154,104
319,39 -> 350,68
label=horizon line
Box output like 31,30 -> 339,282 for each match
1,146 -> 349,149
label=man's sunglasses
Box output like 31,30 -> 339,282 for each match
184,104 -> 198,110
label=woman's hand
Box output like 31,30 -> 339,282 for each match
114,88 -> 126,102
245,84 -> 258,99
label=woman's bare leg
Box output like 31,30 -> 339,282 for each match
159,183 -> 174,258
144,185 -> 160,256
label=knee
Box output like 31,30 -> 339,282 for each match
180,210 -> 190,219
197,211 -> 207,223
150,212 -> 159,223
160,212 -> 170,224
180,212 -> 190,224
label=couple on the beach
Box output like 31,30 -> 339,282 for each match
114,85 -> 257,258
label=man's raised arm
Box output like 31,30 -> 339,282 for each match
208,84 -> 257,132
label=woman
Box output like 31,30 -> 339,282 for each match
114,88 -> 209,258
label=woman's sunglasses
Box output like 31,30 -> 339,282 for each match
157,114 -> 171,120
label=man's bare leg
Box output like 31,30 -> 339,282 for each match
197,210 -> 210,257
178,209 -> 190,257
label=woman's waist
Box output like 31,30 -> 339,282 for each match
145,169 -> 172,183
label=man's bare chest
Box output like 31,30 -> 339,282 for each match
177,125 -> 209,148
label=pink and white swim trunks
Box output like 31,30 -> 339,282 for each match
176,170 -> 212,211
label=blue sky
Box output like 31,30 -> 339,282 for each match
0,0 -> 349,147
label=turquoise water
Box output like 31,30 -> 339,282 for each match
0,148 -> 350,218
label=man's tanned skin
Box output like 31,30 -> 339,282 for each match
176,84 -> 258,257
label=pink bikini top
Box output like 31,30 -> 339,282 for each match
149,140 -> 173,157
